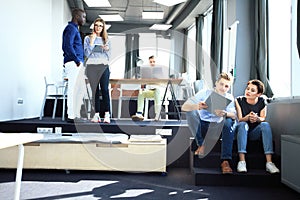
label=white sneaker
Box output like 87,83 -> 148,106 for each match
131,113 -> 144,121
237,161 -> 247,173
266,162 -> 280,174
91,113 -> 101,123
154,113 -> 160,121
103,113 -> 110,124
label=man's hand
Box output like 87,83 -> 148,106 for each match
76,62 -> 82,67
215,109 -> 227,117
198,102 -> 208,110
89,32 -> 97,45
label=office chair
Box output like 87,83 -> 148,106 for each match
193,79 -> 206,94
117,84 -> 141,119
39,76 -> 68,120
144,97 -> 169,120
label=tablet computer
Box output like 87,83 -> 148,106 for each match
92,44 -> 103,53
204,91 -> 232,113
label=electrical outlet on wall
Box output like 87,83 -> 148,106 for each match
155,129 -> 172,136
37,127 -> 53,133
55,127 -> 62,134
17,98 -> 23,104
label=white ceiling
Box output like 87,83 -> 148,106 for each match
67,0 -> 212,34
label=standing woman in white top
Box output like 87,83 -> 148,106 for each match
84,18 -> 111,123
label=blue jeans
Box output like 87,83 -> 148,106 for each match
236,121 -> 274,154
186,110 -> 235,160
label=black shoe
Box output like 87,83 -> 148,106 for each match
74,117 -> 87,123
66,118 -> 74,123
131,114 -> 144,121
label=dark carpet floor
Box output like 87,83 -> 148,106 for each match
0,168 -> 299,200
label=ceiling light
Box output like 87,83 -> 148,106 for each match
84,0 -> 111,7
153,0 -> 187,7
90,23 -> 111,30
149,24 -> 172,30
99,14 -> 124,21
142,11 -> 164,19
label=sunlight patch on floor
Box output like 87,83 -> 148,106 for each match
110,189 -> 154,198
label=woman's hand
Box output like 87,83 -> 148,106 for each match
248,111 -> 259,123
89,32 -> 97,45
101,44 -> 109,51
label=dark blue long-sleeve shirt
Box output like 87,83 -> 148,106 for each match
62,22 -> 84,64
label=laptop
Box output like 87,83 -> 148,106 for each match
140,65 -> 169,79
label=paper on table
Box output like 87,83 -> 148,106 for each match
204,91 -> 232,114
129,135 -> 162,142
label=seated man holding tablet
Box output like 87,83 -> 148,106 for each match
131,55 -> 167,121
181,72 -> 236,174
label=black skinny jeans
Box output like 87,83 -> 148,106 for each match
86,64 -> 110,114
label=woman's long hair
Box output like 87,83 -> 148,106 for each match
93,18 -> 108,44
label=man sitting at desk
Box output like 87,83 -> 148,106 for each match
131,55 -> 164,121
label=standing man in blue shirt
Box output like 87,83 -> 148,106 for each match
62,8 -> 86,123
182,72 -> 236,174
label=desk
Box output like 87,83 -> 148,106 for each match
110,78 -> 183,85
0,133 -> 44,200
110,78 -> 183,120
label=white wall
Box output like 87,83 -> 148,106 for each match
51,0 -> 71,82
0,0 -> 71,121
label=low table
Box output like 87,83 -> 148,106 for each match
0,133 -> 167,173
0,133 -> 44,200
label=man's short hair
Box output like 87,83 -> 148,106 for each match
217,72 -> 233,83
72,8 -> 85,18
149,55 -> 155,60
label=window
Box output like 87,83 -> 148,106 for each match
109,34 -> 126,78
187,23 -> 196,82
139,33 -> 171,67
109,33 -> 170,78
186,9 -> 213,84
268,0 -> 291,97
268,0 -> 300,97
202,11 -> 213,82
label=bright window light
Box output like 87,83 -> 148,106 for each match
105,24 -> 111,30
142,11 -> 164,19
84,0 -> 111,7
153,0 -> 187,7
149,24 -> 172,30
99,14 -> 124,21
268,0 -> 291,97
